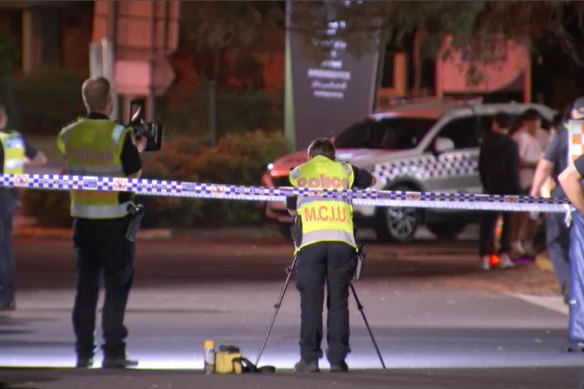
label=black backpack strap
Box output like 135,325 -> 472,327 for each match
232,357 -> 276,373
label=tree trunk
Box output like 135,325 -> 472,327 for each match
209,48 -> 222,146
3,73 -> 19,129
412,29 -> 424,95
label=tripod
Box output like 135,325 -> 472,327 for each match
254,254 -> 386,369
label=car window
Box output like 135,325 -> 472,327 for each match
334,118 -> 437,149
435,116 -> 479,149
333,120 -> 376,148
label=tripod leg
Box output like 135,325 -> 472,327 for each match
350,283 -> 386,369
255,256 -> 297,366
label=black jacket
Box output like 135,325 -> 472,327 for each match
479,132 -> 520,195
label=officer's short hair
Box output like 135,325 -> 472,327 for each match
553,113 -> 565,128
308,138 -> 335,160
572,96 -> 584,112
82,77 -> 111,112
493,112 -> 512,129
0,103 -> 5,117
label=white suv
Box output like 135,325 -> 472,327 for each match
261,101 -> 556,242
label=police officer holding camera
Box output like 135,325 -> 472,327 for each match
287,138 -> 375,373
57,76 -> 144,369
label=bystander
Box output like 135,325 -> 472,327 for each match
478,112 -> 519,270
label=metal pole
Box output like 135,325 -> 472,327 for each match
283,0 -> 295,148
255,255 -> 298,366
349,283 -> 386,369
147,1 -> 156,122
108,1 -> 119,121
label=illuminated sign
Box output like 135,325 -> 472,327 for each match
288,2 -> 378,149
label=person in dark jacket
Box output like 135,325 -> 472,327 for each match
478,111 -> 520,270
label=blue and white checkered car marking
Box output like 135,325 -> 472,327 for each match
374,151 -> 477,183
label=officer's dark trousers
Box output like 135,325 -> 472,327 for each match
479,211 -> 511,255
545,189 -> 571,298
295,242 -> 354,365
546,212 -> 571,295
0,211 -> 14,306
72,218 -> 134,359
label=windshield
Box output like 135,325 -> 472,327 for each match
334,117 -> 437,149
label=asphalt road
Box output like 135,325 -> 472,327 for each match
1,227 -> 583,388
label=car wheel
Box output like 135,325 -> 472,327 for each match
426,222 -> 466,240
375,186 -> 420,243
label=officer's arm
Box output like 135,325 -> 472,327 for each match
287,167 -> 299,216
127,169 -> 142,179
530,159 -> 553,197
132,135 -> 147,153
25,150 -> 47,166
121,133 -> 142,179
352,166 -> 376,189
560,164 -> 584,215
286,196 -> 297,216
23,140 -> 47,166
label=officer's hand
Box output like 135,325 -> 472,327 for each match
132,136 -> 147,152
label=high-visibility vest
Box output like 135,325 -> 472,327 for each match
57,118 -> 131,219
0,131 -> 25,175
289,155 -> 356,251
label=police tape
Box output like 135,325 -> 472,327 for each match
1,173 -> 573,214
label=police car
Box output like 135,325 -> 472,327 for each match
261,101 -> 556,242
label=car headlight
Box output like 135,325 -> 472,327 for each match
267,163 -> 274,171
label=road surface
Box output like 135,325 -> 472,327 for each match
0,228 -> 582,388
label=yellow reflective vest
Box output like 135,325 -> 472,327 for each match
289,155 -> 356,252
0,131 -> 25,175
57,118 -> 131,219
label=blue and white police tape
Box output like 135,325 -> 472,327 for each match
1,173 -> 573,213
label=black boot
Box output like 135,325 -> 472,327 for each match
294,359 -> 319,373
102,356 -> 138,369
76,355 -> 94,368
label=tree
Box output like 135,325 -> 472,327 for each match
178,1 -> 283,144
290,1 -> 584,92
180,2 -> 282,86
0,32 -> 17,79
474,1 -> 584,67
0,32 -> 19,127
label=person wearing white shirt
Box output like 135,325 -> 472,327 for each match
510,108 -> 550,257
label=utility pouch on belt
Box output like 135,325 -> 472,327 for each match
125,203 -> 145,242
215,345 -> 243,374
290,215 -> 302,249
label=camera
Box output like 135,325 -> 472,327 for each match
126,99 -> 163,152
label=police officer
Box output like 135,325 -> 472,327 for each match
559,114 -> 584,348
0,103 -> 46,310
288,138 -> 375,373
57,77 -> 143,368
531,98 -> 584,303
